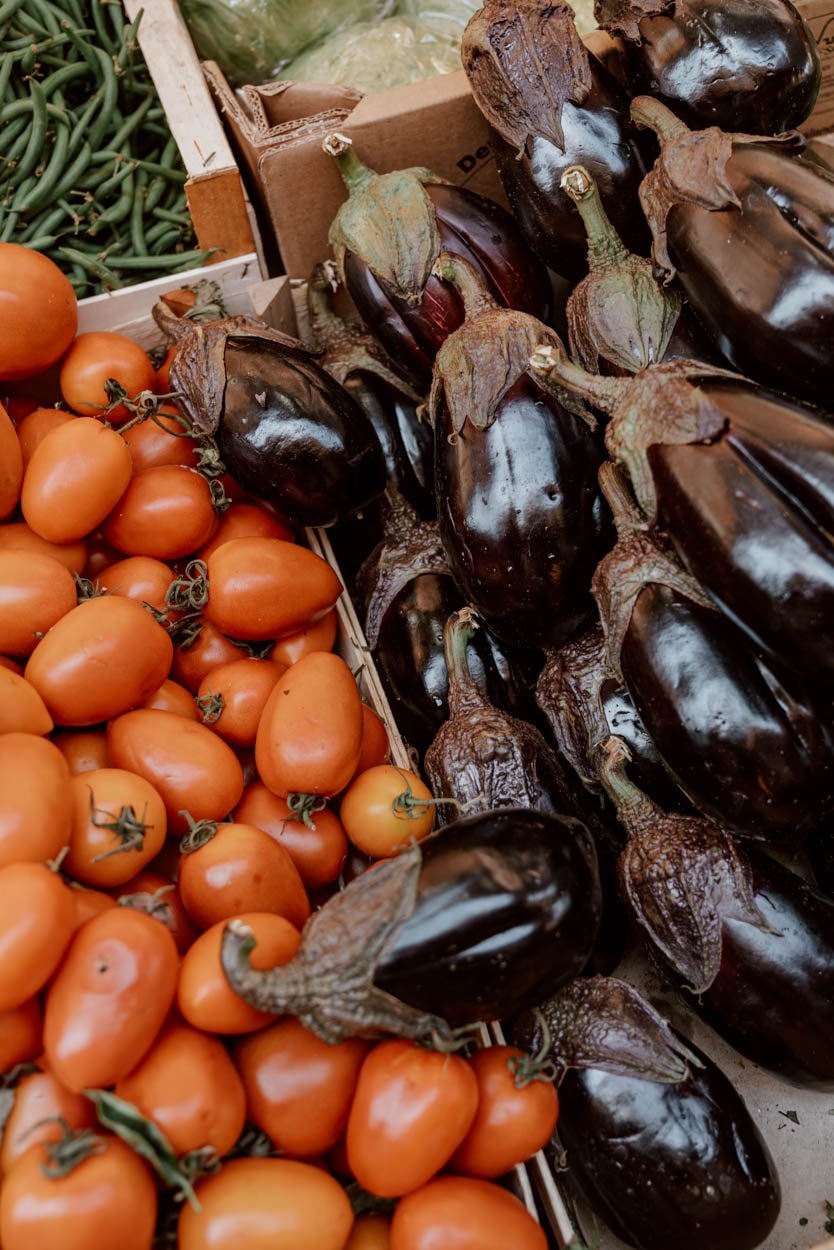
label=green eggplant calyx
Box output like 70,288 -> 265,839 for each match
322,132 -> 377,194
462,0 -> 593,154
594,0 -> 672,43
562,166 -> 631,272
536,626 -> 612,794
514,975 -> 700,1084
530,343 -> 623,413
432,252 -> 497,320
443,607 -> 487,717
596,734 -> 655,822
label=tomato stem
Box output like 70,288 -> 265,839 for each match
38,1118 -> 107,1179
287,792 -> 326,831
87,793 -> 150,861
195,690 -> 224,726
508,1009 -> 561,1088
390,771 -> 455,822
178,812 -> 218,853
117,883 -> 175,926
74,573 -> 108,602
165,561 -> 209,614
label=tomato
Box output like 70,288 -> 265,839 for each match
0,550 -> 78,657
196,658 -> 286,747
171,622 -> 251,693
0,521 -> 86,573
119,405 -> 198,472
177,912 -> 300,1034
0,668 -> 53,735
235,782 -> 347,890
178,821 -> 309,931
115,1022 -> 246,1157
102,465 -> 218,559
0,244 -> 77,381
0,862 -> 75,1009
0,402 -> 22,521
346,1215 -> 392,1249
21,418 -> 133,544
198,501 -> 294,561
0,998 -> 42,1073
141,677 -> 199,720
1,1067 -> 97,1175
205,538 -> 341,641
390,1176 -> 547,1250
115,869 -> 197,953
107,709 -> 244,835
177,1157 -> 354,1250
270,608 -> 338,667
256,653 -> 363,799
14,406 -> 76,468
59,330 -> 155,425
451,1046 -> 559,1178
71,885 -> 117,929
66,768 -> 167,888
2,396 -> 38,422
25,596 -> 173,726
346,1041 -> 479,1198
81,530 -> 123,579
0,733 -> 71,866
43,906 -> 179,1091
153,344 -> 176,394
354,705 -> 391,777
0,1133 -> 157,1250
97,555 -> 176,616
339,767 -> 434,858
54,730 -> 109,775
0,656 -> 21,673
234,1017 -> 368,1158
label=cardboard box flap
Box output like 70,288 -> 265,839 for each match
245,81 -> 363,132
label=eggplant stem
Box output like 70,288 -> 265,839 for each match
323,132 -> 376,195
529,344 -> 623,413
630,95 -> 690,142
598,461 -> 650,535
431,251 -> 497,319
596,735 -> 652,819
441,607 -> 485,717
561,165 -> 630,273
307,262 -> 346,342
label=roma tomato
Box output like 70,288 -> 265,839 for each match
0,402 -> 22,520
177,1157 -> 354,1250
0,733 -> 71,866
153,344 -> 176,393
198,501 -> 294,561
53,730 -> 109,775
354,706 -> 391,777
107,709 -> 244,835
66,768 -> 167,888
21,418 -> 133,543
347,1216 -> 392,1249
389,1177 -> 547,1250
0,1133 -> 157,1250
234,1017 -> 368,1158
119,406 -> 198,472
196,658 -> 286,747
140,678 -> 200,720
339,767 -> 434,858
115,869 -> 197,954
81,530 -> 122,579
255,653 -> 363,799
59,330 -> 155,424
0,245 -> 76,379
43,907 -> 179,1090
450,1046 -> 559,1178
0,656 -> 22,673
0,998 -> 42,1073
115,1023 -> 246,1157
25,596 -> 173,726
346,1041 -> 479,1198
0,862 -> 75,1009
102,465 -> 218,560
71,886 -> 117,929
171,622 -> 252,693
14,406 -> 76,468
0,521 -> 86,573
178,822 -> 309,931
0,668 -> 53,735
235,782 -> 347,890
204,538 -> 341,641
1,1068 -> 97,1175
177,912 -> 300,1034
97,555 -> 176,616
270,608 -> 338,667
0,550 -> 78,657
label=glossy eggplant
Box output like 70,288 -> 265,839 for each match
631,97 -> 834,408
599,738 -> 834,1088
530,350 -> 834,682
221,808 -> 602,1042
597,0 -> 820,135
156,305 -> 386,528
430,254 -> 609,649
325,133 -> 552,389
461,1 -> 650,282
810,821 -> 834,896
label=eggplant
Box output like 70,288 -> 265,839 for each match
810,822 -> 834,896
324,133 -> 552,389
221,808 -> 602,1042
630,96 -> 834,408
530,349 -> 834,682
597,0 -> 820,136
154,305 -> 386,528
429,253 -> 610,649
599,737 -> 834,1088
514,977 -> 780,1250
461,1 -> 650,282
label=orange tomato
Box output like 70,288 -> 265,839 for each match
354,705 -> 391,776
178,821 -> 310,931
66,767 -> 167,888
0,244 -> 77,381
153,344 -> 176,394
177,1157 -> 354,1250
0,861 -> 75,1009
97,554 -> 176,615
171,622 -> 252,693
389,1177 -> 547,1250
0,521 -> 86,573
450,1046 -> 559,1178
0,402 -> 23,521
346,1215 -> 392,1249
25,596 -> 173,726
196,658 -> 286,747
115,869 -> 197,953
177,912 -> 300,1034
59,330 -> 155,424
0,550 -> 78,657
255,652 -> 363,798
0,733 -> 71,866
70,885 -> 117,929
198,500 -> 294,561
107,709 -> 244,835
102,465 -> 219,559
140,677 -> 199,720
234,1017 -> 368,1158
43,906 -> 179,1091
0,997 -> 42,1072
235,782 -> 347,890
116,1023 -> 246,1157
204,538 -> 341,641
270,608 -> 338,667
14,406 -> 76,468
339,767 -> 434,858
53,730 -> 109,775
2,396 -> 38,422
119,405 -> 198,472
80,529 -> 122,579
0,656 -> 21,673
21,417 -> 133,543
1,1067 -> 97,1175
0,668 -> 53,734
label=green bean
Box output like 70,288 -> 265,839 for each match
16,114 -> 69,212
102,248 -> 216,271
0,116 -> 29,162
46,137 -> 91,203
152,205 -> 191,226
129,167 -> 147,256
0,209 -> 20,241
11,9 -> 51,38
90,0 -> 117,54
87,46 -> 119,148
0,97 -> 70,126
10,174 -> 37,209
92,149 -> 187,183
38,61 -> 88,97
107,91 -> 154,150
0,53 -> 14,102
8,79 -> 47,188
27,0 -> 63,37
0,0 -> 28,32
91,168 -> 134,230
59,244 -> 122,289
64,91 -> 100,161
88,157 -> 136,200
19,202 -> 68,240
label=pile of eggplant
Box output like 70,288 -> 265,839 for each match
198,2 -> 834,1247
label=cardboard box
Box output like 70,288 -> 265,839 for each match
798,0 -> 834,136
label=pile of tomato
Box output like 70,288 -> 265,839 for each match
0,244 -> 557,1248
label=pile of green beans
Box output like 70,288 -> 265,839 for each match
0,0 -> 215,295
